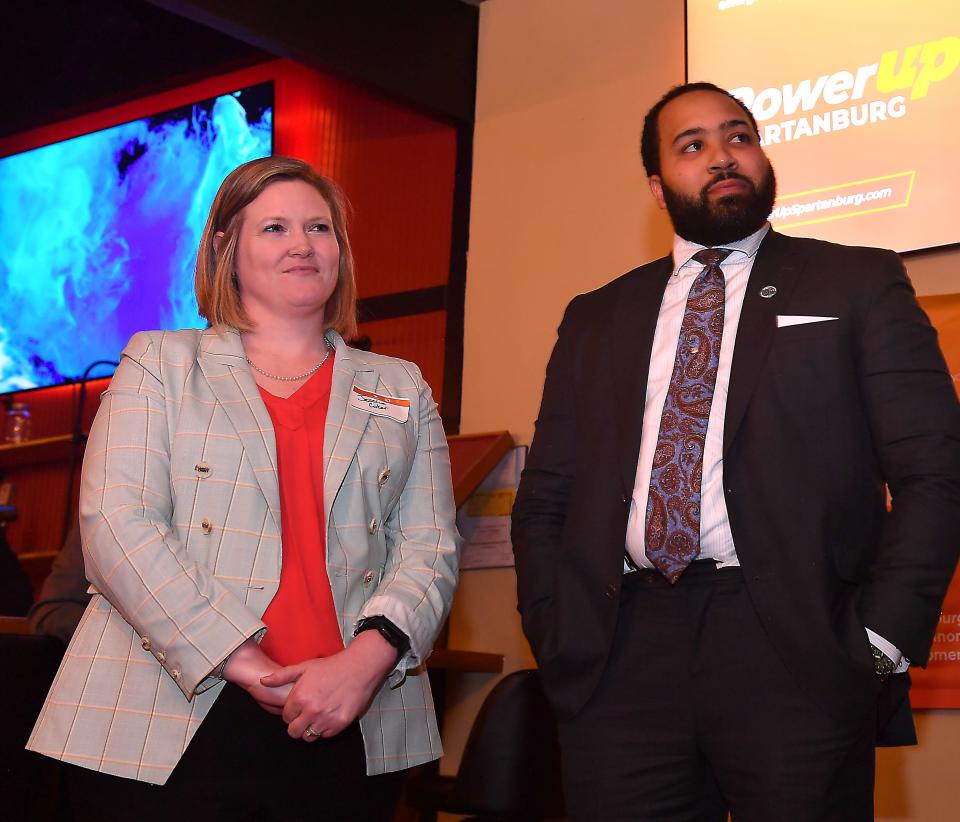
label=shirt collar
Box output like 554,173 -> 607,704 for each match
671,222 -> 771,278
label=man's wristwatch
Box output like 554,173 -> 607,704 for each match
354,616 -> 411,662
870,643 -> 898,682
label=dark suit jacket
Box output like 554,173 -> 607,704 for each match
512,230 -> 960,745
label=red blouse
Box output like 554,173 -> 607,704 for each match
257,356 -> 344,667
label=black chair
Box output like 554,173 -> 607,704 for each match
0,631 -> 68,821
407,669 -> 566,821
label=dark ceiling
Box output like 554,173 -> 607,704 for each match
3,1 -> 261,138
2,0 -> 478,139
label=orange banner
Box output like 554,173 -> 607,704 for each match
907,294 -> 960,708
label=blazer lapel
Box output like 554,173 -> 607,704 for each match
196,328 -> 281,526
614,255 -> 674,495
323,332 -> 378,523
723,231 -> 806,454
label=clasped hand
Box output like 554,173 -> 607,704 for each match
223,631 -> 399,741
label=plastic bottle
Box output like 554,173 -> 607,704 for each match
5,402 -> 32,444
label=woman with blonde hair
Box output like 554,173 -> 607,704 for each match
28,156 -> 460,821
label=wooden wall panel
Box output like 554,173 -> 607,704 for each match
273,62 -> 457,299
358,311 -> 447,405
0,379 -> 109,555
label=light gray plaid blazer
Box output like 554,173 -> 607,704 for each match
27,328 -> 460,784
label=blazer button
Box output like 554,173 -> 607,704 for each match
171,667 -> 182,682
378,467 -> 392,487
368,517 -> 378,534
604,583 -> 618,599
194,461 -> 213,478
141,637 -> 151,651
363,570 -> 375,586
156,650 -> 166,664
201,517 -> 213,535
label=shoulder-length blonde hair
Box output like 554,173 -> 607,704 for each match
195,156 -> 358,339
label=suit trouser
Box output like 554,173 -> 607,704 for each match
63,682 -> 405,822
558,562 -> 876,822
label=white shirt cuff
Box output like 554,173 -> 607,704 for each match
866,627 -> 910,674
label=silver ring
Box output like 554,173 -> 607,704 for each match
304,726 -> 322,738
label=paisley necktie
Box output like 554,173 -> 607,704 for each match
644,248 -> 731,583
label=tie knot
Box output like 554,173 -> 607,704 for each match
692,248 -> 733,268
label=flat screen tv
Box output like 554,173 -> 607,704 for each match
0,81 -> 273,392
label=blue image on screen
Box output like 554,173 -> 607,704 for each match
0,82 -> 273,391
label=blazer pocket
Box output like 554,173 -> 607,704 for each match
774,320 -> 847,344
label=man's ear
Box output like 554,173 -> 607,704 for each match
213,231 -> 225,256
648,175 -> 667,210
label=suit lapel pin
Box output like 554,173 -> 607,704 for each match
760,285 -> 777,299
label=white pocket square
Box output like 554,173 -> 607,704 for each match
776,315 -> 839,328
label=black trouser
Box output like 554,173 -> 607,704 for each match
65,683 -> 406,822
558,562 -> 875,822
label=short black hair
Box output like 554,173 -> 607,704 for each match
640,82 -> 760,178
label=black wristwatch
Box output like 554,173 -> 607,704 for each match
354,616 -> 411,662
870,643 -> 897,682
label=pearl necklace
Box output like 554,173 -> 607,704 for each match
246,338 -> 333,382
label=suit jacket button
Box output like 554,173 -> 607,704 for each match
201,518 -> 213,535
368,517 -> 378,534
141,637 -> 151,651
156,650 -> 166,664
605,583 -> 617,599
363,570 -> 375,586
378,468 -> 391,486
171,667 -> 182,682
195,461 -> 212,478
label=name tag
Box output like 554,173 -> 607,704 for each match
349,386 -> 410,423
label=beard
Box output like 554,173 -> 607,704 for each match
662,164 -> 777,247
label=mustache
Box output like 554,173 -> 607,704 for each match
703,172 -> 755,197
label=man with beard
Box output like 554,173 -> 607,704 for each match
512,82 -> 960,821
